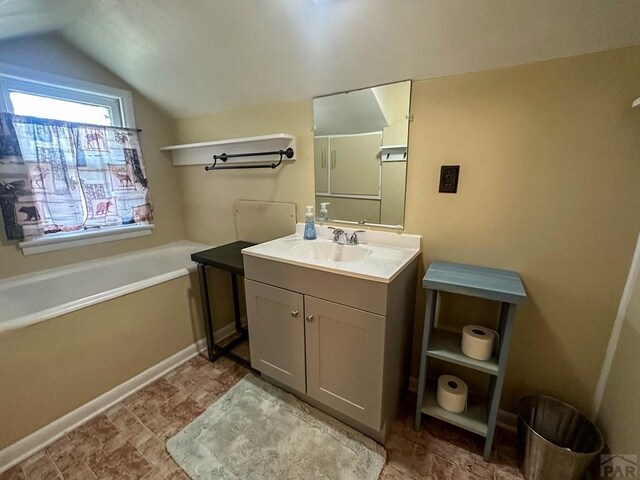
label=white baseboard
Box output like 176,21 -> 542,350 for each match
0,318 -> 247,475
407,376 -> 518,432
0,337 -> 206,473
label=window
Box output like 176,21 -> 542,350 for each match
0,63 -> 134,127
9,89 -> 117,126
0,63 -> 152,255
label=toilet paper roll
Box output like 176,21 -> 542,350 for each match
436,375 -> 468,413
461,325 -> 497,361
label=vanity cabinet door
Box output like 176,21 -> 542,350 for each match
314,137 -> 329,193
304,296 -> 385,429
245,280 -> 306,393
329,133 -> 381,196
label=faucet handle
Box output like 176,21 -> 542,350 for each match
328,227 -> 346,243
349,230 -> 366,245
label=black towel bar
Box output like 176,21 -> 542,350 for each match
204,147 -> 294,171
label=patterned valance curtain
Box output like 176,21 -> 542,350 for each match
0,113 -> 152,242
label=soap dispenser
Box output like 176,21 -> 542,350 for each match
304,205 -> 317,240
319,202 -> 330,222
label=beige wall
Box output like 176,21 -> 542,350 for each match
406,45 -> 640,414
379,81 -> 411,147
3,33 -> 639,451
380,162 -> 406,226
173,101 -> 315,332
173,45 -> 640,417
0,274 -> 204,449
0,34 -> 185,278
597,251 -> 640,453
174,100 -> 314,246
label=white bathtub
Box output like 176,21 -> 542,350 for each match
0,240 -> 210,333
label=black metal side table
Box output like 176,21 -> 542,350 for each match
191,241 -> 255,368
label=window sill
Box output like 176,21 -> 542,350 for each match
18,224 -> 154,256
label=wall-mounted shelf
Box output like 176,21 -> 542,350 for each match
380,144 -> 407,162
161,133 -> 296,167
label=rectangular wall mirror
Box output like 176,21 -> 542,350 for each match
313,80 -> 411,228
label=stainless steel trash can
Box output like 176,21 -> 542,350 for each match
517,395 -> 604,480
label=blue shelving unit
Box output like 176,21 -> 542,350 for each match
415,261 -> 526,461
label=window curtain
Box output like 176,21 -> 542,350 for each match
0,113 -> 152,242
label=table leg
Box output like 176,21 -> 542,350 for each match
231,273 -> 243,333
197,263 -> 215,362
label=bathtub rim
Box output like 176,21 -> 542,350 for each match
0,239 -> 211,334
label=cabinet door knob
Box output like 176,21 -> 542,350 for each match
305,315 -> 314,322
291,310 -> 299,318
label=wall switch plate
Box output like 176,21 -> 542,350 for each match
439,165 -> 460,193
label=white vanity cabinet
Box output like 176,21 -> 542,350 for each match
243,247 -> 419,444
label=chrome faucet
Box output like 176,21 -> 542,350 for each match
329,227 -> 348,245
328,227 -> 365,246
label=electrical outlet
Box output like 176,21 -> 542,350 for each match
439,165 -> 460,193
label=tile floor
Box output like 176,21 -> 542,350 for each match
0,353 -> 524,480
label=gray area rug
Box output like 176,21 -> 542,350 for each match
167,374 -> 386,480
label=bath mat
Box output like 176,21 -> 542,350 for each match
166,374 -> 386,480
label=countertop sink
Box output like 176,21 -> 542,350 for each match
291,239 -> 372,263
242,224 -> 422,283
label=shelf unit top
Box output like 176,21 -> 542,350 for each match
423,262 -> 526,304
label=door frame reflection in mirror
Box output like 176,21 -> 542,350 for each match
312,80 -> 411,230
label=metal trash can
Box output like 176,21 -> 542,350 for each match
517,395 -> 604,480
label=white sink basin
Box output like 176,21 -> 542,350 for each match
242,225 -> 422,283
291,240 -> 372,263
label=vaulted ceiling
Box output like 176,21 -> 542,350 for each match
1,0 -> 640,118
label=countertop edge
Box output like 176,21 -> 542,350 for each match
242,248 -> 422,284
